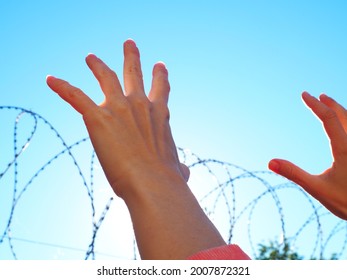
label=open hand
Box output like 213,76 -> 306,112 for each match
47,40 -> 189,199
269,92 -> 347,220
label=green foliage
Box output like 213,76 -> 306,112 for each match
256,240 -> 303,260
310,253 -> 339,260
256,239 -> 339,260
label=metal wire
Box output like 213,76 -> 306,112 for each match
1,106 -> 346,259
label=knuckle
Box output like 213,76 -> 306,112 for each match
159,105 -> 170,120
113,98 -> 130,112
163,83 -> 170,95
100,108 -> 115,121
70,87 -> 83,95
282,161 -> 299,183
284,163 -> 295,180
125,64 -> 142,78
65,87 -> 83,101
321,108 -> 337,122
160,78 -> 170,92
82,106 -> 103,124
54,79 -> 66,89
129,95 -> 151,110
96,64 -> 117,80
153,104 -> 170,123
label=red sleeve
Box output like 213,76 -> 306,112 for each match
187,244 -> 251,260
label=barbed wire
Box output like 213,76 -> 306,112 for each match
0,106 -> 112,260
0,106 -> 346,259
181,149 -> 347,259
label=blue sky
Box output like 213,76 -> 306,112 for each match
1,0 -> 347,259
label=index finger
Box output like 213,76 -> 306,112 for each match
302,91 -> 347,156
46,75 -> 97,115
319,94 -> 347,132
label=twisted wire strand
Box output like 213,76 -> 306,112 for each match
0,106 -> 112,259
178,148 -> 346,259
0,107 -> 346,259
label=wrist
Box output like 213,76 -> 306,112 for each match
115,165 -> 226,259
112,163 -> 188,203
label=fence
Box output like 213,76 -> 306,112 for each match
1,106 -> 346,259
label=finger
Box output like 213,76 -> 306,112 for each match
148,62 -> 170,104
46,75 -> 97,115
302,91 -> 347,154
123,39 -> 145,96
319,94 -> 347,132
268,159 -> 320,196
85,54 -> 123,99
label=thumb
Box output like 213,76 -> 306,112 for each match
268,159 -> 318,195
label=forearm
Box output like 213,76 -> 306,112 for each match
121,169 -> 226,260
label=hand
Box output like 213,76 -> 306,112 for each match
47,40 -> 225,259
46,39 -> 189,199
269,92 -> 347,220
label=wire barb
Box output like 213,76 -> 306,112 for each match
0,106 -> 346,260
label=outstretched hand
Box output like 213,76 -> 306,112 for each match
269,92 -> 347,220
46,39 -> 189,199
47,40 -> 227,259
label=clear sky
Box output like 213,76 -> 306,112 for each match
1,0 -> 347,259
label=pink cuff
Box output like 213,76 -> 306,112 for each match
187,244 -> 251,260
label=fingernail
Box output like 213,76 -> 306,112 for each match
125,38 -> 136,46
320,93 -> 329,100
302,91 -> 311,98
269,160 -> 280,173
46,75 -> 55,82
86,53 -> 97,59
157,61 -> 167,69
